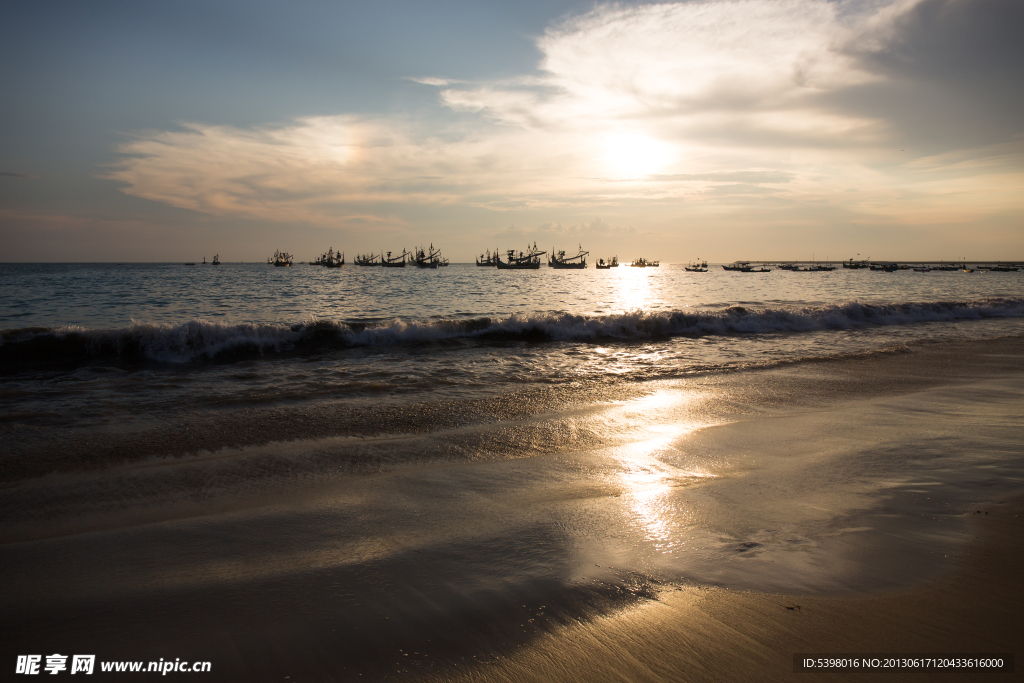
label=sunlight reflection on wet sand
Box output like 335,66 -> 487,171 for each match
603,391 -> 716,554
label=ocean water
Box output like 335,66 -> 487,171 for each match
3,262 -> 1024,414
3,262 -> 1024,678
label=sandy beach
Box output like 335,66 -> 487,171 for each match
435,340 -> 1024,682
3,337 -> 1022,681
436,496 -> 1021,683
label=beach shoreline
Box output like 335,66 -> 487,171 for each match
4,334 -> 1022,484
2,336 -> 1022,681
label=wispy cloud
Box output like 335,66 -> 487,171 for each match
106,116 -> 582,224
407,77 -> 461,87
1,171 -> 38,178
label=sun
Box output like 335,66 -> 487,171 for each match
601,132 -> 673,178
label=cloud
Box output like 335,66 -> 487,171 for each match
488,217 -> 640,246
108,117 -> 510,223
831,0 -> 1024,152
106,0 -> 1022,233
1,171 -> 37,178
648,171 -> 797,184
407,77 -> 461,87
442,0 -> 881,143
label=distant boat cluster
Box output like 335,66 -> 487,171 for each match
477,244 -> 653,269
184,254 -> 220,266
347,244 -> 450,268
485,243 -> 547,269
717,258 -> 1024,273
184,250 -> 1021,273
310,248 -> 343,267
255,243 -> 644,270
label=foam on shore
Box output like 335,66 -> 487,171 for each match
3,297 -> 1022,367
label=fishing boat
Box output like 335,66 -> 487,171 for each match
412,244 -> 446,268
212,254 -> 220,265
202,256 -> 208,265
630,257 -> 649,268
722,261 -> 770,272
684,259 -> 708,272
313,248 -> 344,267
843,258 -> 870,269
353,252 -> 380,266
496,243 -> 545,269
381,250 -> 408,267
549,245 -> 588,269
596,258 -> 612,269
185,262 -> 195,266
869,262 -> 898,272
412,246 -> 435,268
476,249 -> 499,267
270,250 -> 293,267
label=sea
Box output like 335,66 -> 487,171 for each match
3,262 -> 1024,678
3,261 -> 1023,409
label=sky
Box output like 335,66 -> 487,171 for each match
1,0 -> 1022,263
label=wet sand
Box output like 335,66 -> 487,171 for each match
2,337 -> 1022,681
437,497 -> 1022,682
5,335 -> 1023,485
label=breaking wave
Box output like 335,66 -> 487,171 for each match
3,298 -> 1023,370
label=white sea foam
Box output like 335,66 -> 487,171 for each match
3,298 -> 1022,365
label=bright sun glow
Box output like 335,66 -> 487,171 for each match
602,132 -> 673,178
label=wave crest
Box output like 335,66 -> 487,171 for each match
2,298 -> 1022,370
